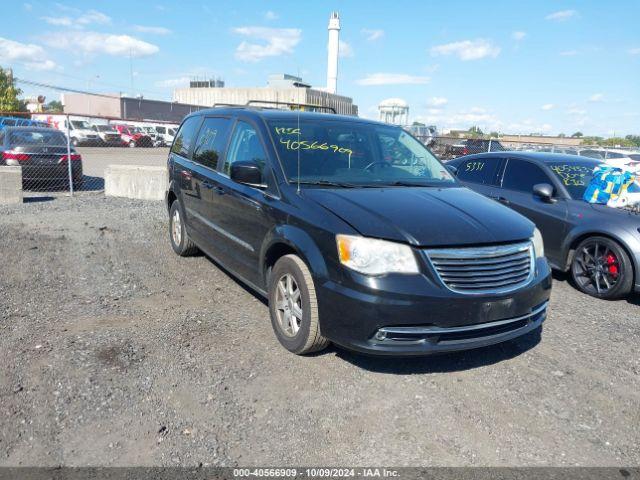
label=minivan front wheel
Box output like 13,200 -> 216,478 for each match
570,236 -> 633,299
169,201 -> 199,256
268,255 -> 330,355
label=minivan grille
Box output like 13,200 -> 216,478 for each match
425,241 -> 534,294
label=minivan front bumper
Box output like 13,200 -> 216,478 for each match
316,258 -> 552,356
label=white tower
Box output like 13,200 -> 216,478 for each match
326,11 -> 340,94
378,98 -> 410,125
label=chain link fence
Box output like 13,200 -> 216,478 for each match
1,110 -> 173,197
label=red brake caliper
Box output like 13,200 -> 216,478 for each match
606,254 -> 619,278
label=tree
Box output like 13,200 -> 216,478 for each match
571,131 -> 583,138
467,126 -> 484,138
489,131 -> 501,138
624,135 -> 640,147
600,137 -> 635,147
412,121 -> 425,126
0,67 -> 22,112
558,133 -> 566,138
45,100 -> 63,112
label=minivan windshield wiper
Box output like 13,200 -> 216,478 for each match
383,180 -> 443,187
295,180 -> 359,188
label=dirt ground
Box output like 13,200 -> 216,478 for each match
1,195 -> 638,467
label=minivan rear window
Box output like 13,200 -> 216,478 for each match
171,116 -> 201,158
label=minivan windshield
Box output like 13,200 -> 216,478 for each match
267,119 -> 454,187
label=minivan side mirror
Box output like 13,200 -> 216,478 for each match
533,183 -> 556,203
230,161 -> 266,189
446,164 -> 458,176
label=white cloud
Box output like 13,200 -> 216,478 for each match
559,50 -> 578,56
430,39 -> 501,61
44,31 -> 159,57
156,76 -> 190,88
512,31 -> 526,41
361,29 -> 384,41
0,37 -> 58,71
42,9 -> 110,28
567,107 -> 587,115
133,25 -> 172,35
264,11 -> 278,21
545,10 -> 577,21
541,104 -> 555,111
356,73 -> 430,86
339,40 -> 353,58
42,16 -> 73,26
233,27 -> 301,62
427,96 -> 448,107
588,93 -> 604,102
628,48 -> 640,55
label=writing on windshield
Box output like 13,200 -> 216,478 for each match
550,164 -> 593,186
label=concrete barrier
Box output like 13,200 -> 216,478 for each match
0,166 -> 23,205
105,165 -> 168,201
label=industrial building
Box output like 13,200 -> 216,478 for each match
172,12 -> 357,116
172,73 -> 358,116
60,93 -> 207,123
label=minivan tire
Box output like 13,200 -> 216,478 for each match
268,254 -> 330,355
570,236 -> 633,299
169,200 -> 199,257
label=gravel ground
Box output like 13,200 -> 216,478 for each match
0,195 -> 639,467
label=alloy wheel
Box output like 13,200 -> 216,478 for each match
573,240 -> 620,295
171,209 -> 182,246
275,273 -> 303,337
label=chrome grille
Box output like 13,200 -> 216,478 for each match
425,241 -> 534,294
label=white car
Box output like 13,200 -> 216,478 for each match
31,114 -> 100,146
153,124 -> 177,145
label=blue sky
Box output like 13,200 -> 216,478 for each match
3,0 -> 640,136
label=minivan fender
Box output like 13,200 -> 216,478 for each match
260,225 -> 330,286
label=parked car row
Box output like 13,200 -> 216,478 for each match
28,114 -> 177,148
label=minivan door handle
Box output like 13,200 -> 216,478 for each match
204,182 -> 225,195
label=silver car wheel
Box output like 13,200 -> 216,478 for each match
171,209 -> 182,246
275,273 -> 303,337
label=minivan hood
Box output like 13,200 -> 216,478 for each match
304,186 -> 534,247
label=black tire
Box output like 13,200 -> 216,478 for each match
128,140 -> 136,148
71,138 -> 79,147
570,236 -> 633,299
268,254 -> 330,355
169,200 -> 199,256
72,177 -> 84,191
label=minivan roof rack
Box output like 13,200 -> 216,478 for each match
245,100 -> 337,114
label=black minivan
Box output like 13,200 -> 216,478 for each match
166,108 -> 551,356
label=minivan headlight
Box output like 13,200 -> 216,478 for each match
531,227 -> 544,259
336,234 -> 419,275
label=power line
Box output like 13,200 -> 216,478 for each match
14,77 -> 121,99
